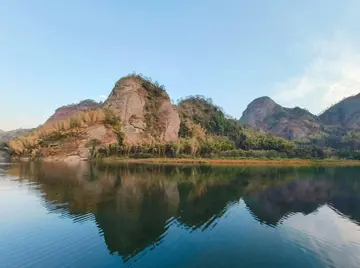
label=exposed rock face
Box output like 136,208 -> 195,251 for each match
320,93 -> 360,129
46,99 -> 100,124
103,77 -> 180,144
240,97 -> 321,140
240,97 -> 278,127
244,179 -> 333,225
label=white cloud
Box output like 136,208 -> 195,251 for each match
273,34 -> 360,115
99,95 -> 107,100
280,205 -> 360,268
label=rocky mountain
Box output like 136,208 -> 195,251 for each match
240,97 -> 321,140
46,99 -> 101,124
5,74 -> 181,162
320,93 -> 360,129
103,75 -> 180,144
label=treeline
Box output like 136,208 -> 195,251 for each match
92,138 -> 360,160
298,128 -> 360,151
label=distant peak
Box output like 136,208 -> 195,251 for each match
248,96 -> 277,107
254,96 -> 275,102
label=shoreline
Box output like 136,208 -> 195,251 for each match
99,157 -> 360,166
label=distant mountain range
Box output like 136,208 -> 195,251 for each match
240,93 -> 360,141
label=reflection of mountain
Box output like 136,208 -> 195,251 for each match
243,167 -> 360,226
6,163 -> 360,262
244,180 -> 333,226
95,179 -> 178,259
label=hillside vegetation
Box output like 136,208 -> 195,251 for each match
3,74 -> 360,162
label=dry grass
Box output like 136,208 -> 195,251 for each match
8,109 -> 107,155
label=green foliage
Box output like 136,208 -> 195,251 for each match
121,72 -> 168,99
86,139 -> 102,158
104,109 -> 120,126
86,139 -> 101,148
178,96 -> 241,136
336,150 -> 360,160
179,120 -> 193,138
103,108 -> 125,146
115,129 -> 125,146
229,128 -> 295,152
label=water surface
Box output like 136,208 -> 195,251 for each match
1,162 -> 360,267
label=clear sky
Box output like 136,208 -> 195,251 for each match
1,0 -> 360,131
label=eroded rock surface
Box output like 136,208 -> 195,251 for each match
103,77 -> 180,144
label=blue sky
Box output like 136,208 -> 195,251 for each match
1,0 -> 360,130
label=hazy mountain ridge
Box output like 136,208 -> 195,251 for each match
320,93 -> 360,129
240,96 -> 321,140
0,128 -> 32,143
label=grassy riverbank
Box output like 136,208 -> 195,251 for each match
100,157 -> 360,166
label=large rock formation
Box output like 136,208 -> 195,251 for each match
46,99 -> 100,124
240,97 -> 321,140
320,93 -> 360,129
103,76 -> 180,144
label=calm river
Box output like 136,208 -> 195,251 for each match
1,162 -> 360,267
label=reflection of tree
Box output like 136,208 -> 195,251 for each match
6,162 -> 360,262
177,180 -> 244,229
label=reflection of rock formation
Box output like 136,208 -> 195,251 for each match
243,168 -> 360,226
95,178 -> 179,259
244,180 -> 333,226
6,162 -> 360,262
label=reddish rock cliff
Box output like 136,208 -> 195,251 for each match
103,76 -> 180,144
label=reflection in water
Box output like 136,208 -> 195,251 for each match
3,162 -> 360,267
